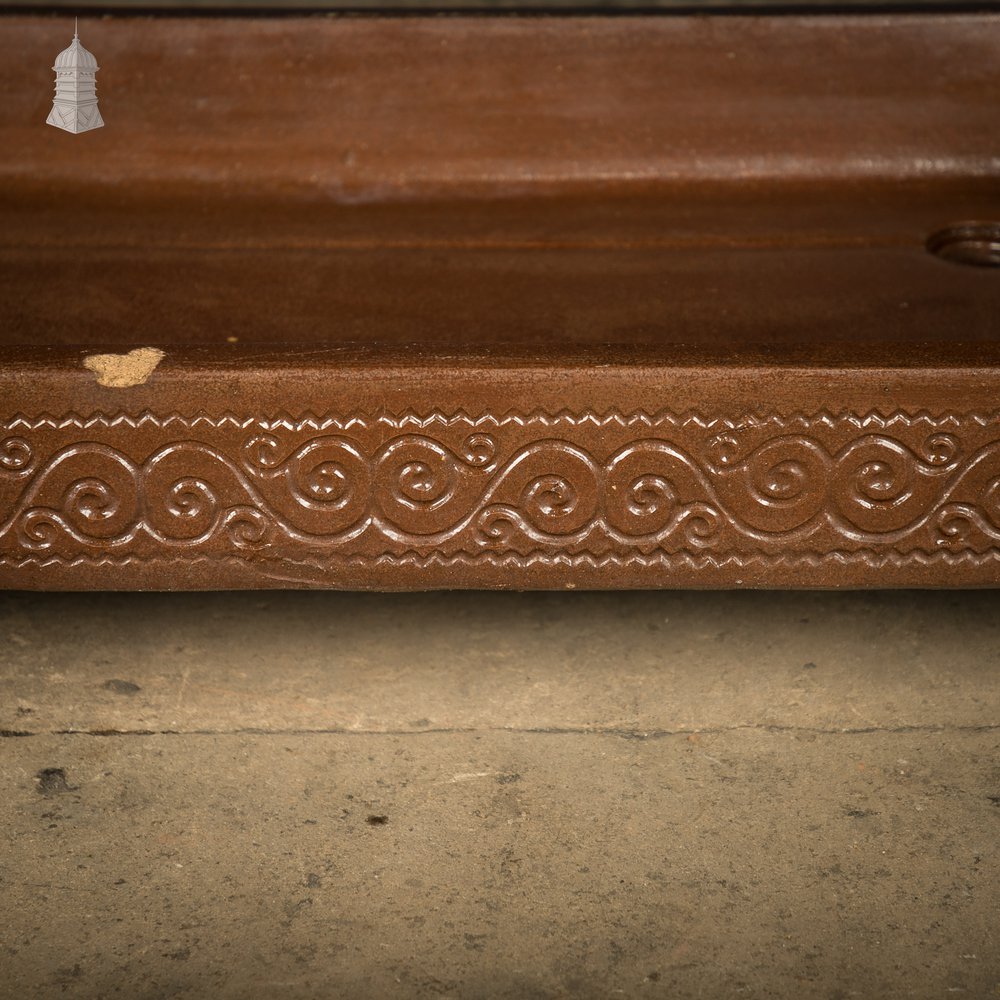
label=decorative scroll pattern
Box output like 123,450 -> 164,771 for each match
2,410 -> 1000,569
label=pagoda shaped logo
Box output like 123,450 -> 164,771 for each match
47,22 -> 104,134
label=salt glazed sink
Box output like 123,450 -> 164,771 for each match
2,11 -> 999,589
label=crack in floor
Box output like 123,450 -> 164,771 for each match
2,723 -> 998,738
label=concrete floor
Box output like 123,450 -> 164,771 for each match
1,590 -> 998,999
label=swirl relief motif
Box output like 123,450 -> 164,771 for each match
2,411 -> 1000,571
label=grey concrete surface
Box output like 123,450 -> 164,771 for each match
1,590 -> 998,999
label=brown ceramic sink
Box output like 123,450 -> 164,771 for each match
2,12 -> 999,589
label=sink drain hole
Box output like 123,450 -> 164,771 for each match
927,223 -> 1000,267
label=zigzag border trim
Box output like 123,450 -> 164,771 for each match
3,549 -> 1000,570
4,409 -> 1000,433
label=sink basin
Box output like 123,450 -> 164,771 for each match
2,12 -> 999,588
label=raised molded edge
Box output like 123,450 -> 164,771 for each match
3,406 -> 999,589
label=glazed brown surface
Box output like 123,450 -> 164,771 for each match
2,243 -> 999,348
6,15 -> 998,192
2,14 -> 999,348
